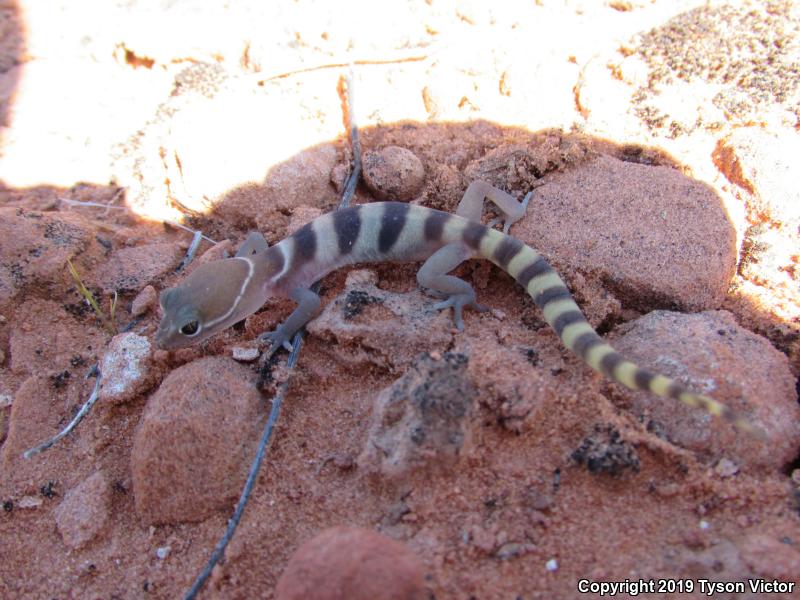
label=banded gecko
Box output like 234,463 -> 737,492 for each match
156,181 -> 746,428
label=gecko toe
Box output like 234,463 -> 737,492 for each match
431,293 -> 488,329
432,298 -> 455,311
258,329 -> 292,356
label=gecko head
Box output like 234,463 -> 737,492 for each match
155,257 -> 259,350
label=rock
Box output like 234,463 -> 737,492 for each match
739,534 -> 800,582
456,336 -> 555,434
54,471 -> 111,549
17,495 -> 42,509
230,345 -> 260,362
98,332 -> 154,404
0,208 -> 98,311
306,272 -> 452,373
662,538 -> 750,581
571,424 -> 640,476
1,376 -> 68,485
358,352 -> 476,479
275,526 -> 426,600
515,155 -> 736,312
611,310 -> 800,469
94,242 -> 184,293
287,206 -> 323,234
131,356 -> 263,525
8,299 -> 105,377
362,146 -> 425,200
130,285 -> 157,317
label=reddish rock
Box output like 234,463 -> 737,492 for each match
740,534 -> 800,581
0,376 -> 55,480
275,527 -> 426,600
514,155 -> 737,312
8,299 -> 105,376
612,310 -> 800,469
131,356 -> 263,525
287,206 -> 323,234
54,471 -> 111,549
362,146 -> 425,200
94,242 -> 184,294
0,207 -> 99,311
130,284 -> 157,317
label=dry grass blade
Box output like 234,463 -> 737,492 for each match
66,258 -> 116,334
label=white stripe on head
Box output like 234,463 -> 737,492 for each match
204,256 -> 255,329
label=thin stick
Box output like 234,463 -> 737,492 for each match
22,369 -> 102,459
163,220 -> 218,245
184,67 -> 363,600
340,68 -> 361,209
176,229 -> 204,273
183,335 -> 302,600
59,197 -> 126,212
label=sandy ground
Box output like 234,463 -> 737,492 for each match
1,1 -> 799,599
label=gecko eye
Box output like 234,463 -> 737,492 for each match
180,321 -> 200,336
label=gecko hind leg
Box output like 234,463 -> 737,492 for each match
456,180 -> 533,233
417,243 -> 487,331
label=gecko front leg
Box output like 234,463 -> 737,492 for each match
258,287 -> 321,356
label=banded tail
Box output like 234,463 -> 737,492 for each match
471,225 -> 751,431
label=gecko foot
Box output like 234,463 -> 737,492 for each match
487,191 -> 534,234
432,293 -> 488,331
257,329 -> 294,357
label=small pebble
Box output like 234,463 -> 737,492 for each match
156,546 -> 171,560
131,285 -> 158,317
545,558 -> 558,572
18,495 -> 43,509
275,526 -> 425,600
713,458 -> 738,477
0,394 -> 11,408
231,346 -> 260,362
362,146 -> 425,201
345,269 -> 378,287
699,520 -> 710,530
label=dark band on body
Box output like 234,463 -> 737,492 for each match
333,206 -> 362,255
424,210 -> 450,243
291,222 -> 317,267
378,203 -> 410,254
462,221 -> 486,250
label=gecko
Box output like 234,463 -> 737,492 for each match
156,181 -> 748,429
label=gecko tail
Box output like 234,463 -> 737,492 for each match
483,229 -> 755,433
